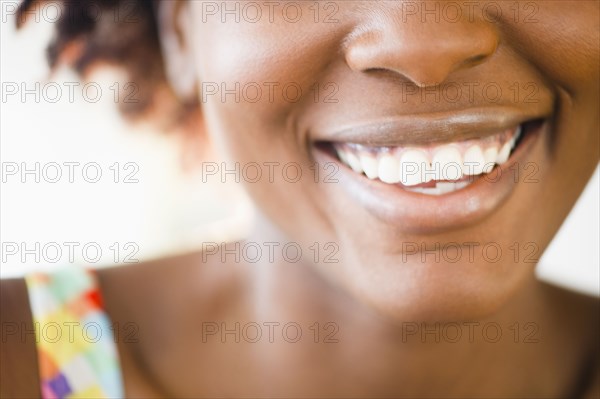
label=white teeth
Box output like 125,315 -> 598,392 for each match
510,126 -> 522,149
378,154 -> 400,183
436,182 -> 456,195
405,180 -> 473,196
432,145 -> 462,181
334,125 -> 523,195
336,147 -> 349,165
463,145 -> 485,175
360,153 -> 379,179
496,141 -> 511,164
345,152 -> 363,173
483,147 -> 498,173
406,186 -> 442,195
400,149 -> 428,186
455,181 -> 470,190
406,187 -> 426,194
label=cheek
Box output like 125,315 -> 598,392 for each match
502,2 -> 599,94
187,3 -> 352,158
185,11 -> 348,243
189,30 -> 298,164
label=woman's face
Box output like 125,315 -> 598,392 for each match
174,1 -> 599,321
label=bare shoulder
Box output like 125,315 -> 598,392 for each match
0,278 -> 40,398
94,245 -> 254,340
581,298 -> 600,399
581,312 -> 600,399
584,361 -> 600,399
578,291 -> 600,399
541,281 -> 599,325
541,282 -> 600,398
93,248 -> 253,397
96,245 -> 252,304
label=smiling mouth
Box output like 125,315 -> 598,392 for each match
311,114 -> 547,232
323,120 -> 540,196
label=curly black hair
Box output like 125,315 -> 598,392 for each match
17,0 -> 197,131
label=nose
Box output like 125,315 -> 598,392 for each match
344,7 -> 499,88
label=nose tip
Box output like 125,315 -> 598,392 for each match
344,17 -> 499,88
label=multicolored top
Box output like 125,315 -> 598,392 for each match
25,267 -> 124,398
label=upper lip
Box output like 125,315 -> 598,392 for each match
312,105 -> 551,147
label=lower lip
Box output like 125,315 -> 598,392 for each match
312,124 -> 544,234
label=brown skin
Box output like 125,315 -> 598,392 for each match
3,251 -> 599,398
2,1 -> 599,397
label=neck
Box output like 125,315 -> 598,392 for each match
243,210 -> 579,396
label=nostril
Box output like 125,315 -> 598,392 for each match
468,54 -> 489,65
453,53 -> 492,73
343,13 -> 500,88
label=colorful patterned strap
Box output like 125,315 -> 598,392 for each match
25,267 -> 124,399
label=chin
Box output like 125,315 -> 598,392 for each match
327,250 -> 534,323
